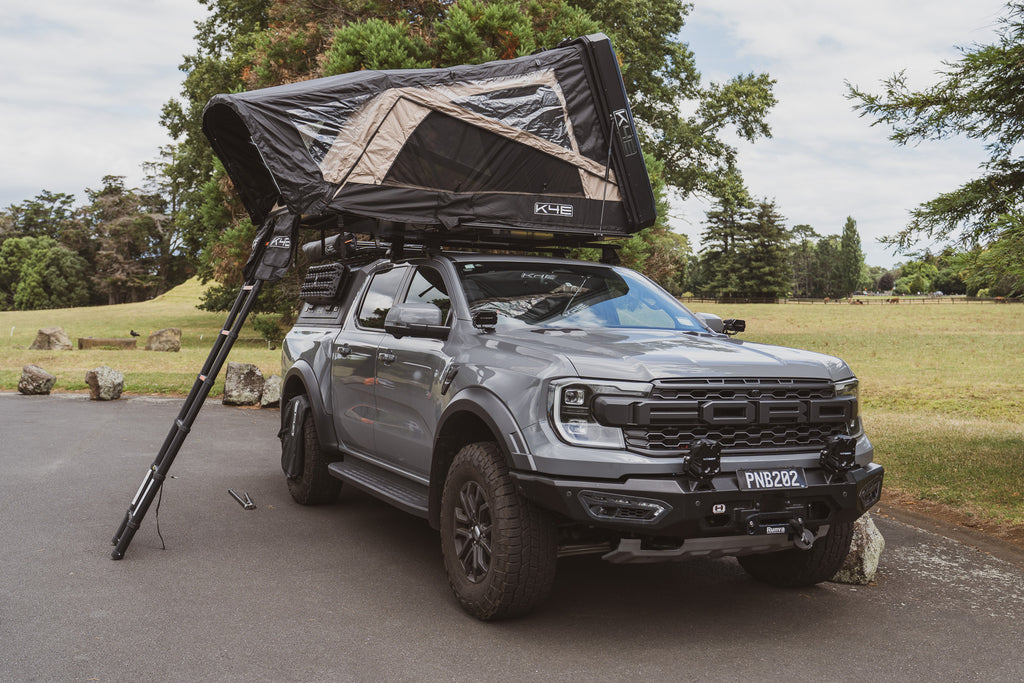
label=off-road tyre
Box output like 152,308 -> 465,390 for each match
286,410 -> 342,505
440,441 -> 557,620
738,521 -> 854,587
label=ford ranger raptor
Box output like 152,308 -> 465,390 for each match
278,248 -> 883,620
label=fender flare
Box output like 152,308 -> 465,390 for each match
281,361 -> 340,456
428,388 -> 536,529
435,387 -> 534,472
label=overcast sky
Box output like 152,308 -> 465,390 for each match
0,1 -> 1011,267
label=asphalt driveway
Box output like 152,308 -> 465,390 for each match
2,393 -> 1022,681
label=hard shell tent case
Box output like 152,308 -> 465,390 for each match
110,34 -> 656,559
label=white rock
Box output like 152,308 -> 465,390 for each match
223,361 -> 264,406
260,375 -> 281,408
830,513 -> 885,585
85,366 -> 125,401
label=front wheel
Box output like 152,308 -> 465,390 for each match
738,521 -> 854,587
440,442 -> 557,620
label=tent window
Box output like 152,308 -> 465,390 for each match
452,84 -> 570,149
384,111 -> 584,195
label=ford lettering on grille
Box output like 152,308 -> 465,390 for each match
596,397 -> 855,426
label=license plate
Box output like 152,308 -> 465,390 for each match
737,468 -> 807,491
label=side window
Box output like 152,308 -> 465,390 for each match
357,267 -> 407,329
404,267 -> 452,324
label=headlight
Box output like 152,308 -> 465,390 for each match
549,379 -> 650,449
835,378 -> 863,436
835,378 -> 859,398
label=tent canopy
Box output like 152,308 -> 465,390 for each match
203,33 -> 656,247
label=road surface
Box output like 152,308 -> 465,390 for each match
1,393 -> 1021,681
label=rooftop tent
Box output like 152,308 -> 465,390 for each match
202,33 -> 656,247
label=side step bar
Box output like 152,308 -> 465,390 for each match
329,458 -> 429,519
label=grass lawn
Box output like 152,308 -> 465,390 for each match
0,279 -> 280,396
2,286 -> 1022,529
707,301 -> 1024,528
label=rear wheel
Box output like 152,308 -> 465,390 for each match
286,408 -> 341,505
440,441 -> 557,620
738,521 -> 853,587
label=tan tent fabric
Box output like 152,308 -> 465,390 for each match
321,70 -> 621,202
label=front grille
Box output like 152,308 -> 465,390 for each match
625,378 -> 850,457
650,377 -> 834,401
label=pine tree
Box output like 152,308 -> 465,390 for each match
738,200 -> 792,299
837,216 -> 866,296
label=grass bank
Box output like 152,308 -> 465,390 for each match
2,289 -> 1021,528
0,279 -> 280,396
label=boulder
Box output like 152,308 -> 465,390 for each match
260,374 -> 282,408
29,327 -> 73,351
830,513 -> 885,585
18,365 -> 57,395
85,366 -> 125,401
223,362 -> 264,406
145,327 -> 182,352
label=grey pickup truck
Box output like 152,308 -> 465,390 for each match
279,249 -> 883,619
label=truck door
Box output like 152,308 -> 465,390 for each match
374,265 -> 454,478
330,264 -> 409,458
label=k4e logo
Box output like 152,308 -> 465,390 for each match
534,202 -> 574,217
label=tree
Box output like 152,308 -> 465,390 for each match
160,0 -> 272,259
739,200 -> 792,299
813,235 -> 841,298
893,261 -> 939,296
698,188 -> 749,298
789,223 -> 820,297
846,1 -> 1024,273
698,195 -> 791,299
82,176 -> 189,304
0,236 -> 91,310
876,269 -> 896,292
957,218 -> 1024,296
837,216 -> 866,296
161,0 -> 775,303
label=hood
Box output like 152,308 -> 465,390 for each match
494,327 -> 853,382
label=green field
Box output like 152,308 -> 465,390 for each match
2,286 -> 1022,527
0,279 -> 280,396
707,300 -> 1024,527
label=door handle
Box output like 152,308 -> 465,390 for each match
337,343 -> 352,358
378,350 -> 396,364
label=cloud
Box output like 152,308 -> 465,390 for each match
0,0 -> 204,206
675,0 -> 1009,267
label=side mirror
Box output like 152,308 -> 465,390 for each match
384,303 -> 449,340
722,318 -> 746,335
694,313 -> 745,336
695,312 -> 723,333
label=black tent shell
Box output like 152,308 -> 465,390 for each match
203,34 -> 656,245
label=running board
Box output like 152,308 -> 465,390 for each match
329,458 -> 429,519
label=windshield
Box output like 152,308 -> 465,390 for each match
455,261 -> 705,332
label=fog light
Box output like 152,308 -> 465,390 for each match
821,434 -> 857,474
859,477 -> 883,510
578,491 -> 671,524
684,438 -> 721,480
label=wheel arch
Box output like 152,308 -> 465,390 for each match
428,388 -> 533,529
281,362 -> 339,455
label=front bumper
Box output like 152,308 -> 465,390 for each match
514,462 -> 884,544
